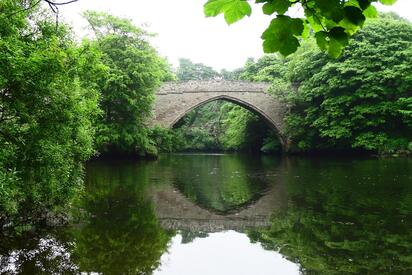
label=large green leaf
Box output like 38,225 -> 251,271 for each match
314,27 -> 349,58
363,5 -> 377,18
344,6 -> 366,26
261,15 -> 304,56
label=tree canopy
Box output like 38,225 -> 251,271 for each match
83,11 -> 173,157
283,15 -> 412,153
0,0 -> 100,222
176,58 -> 220,81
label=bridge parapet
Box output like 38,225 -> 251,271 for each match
157,80 -> 271,94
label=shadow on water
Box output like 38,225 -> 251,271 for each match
0,155 -> 411,274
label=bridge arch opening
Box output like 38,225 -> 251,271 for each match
171,96 -> 284,153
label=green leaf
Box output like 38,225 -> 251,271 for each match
262,2 -> 276,15
301,20 -> 310,39
329,26 -> 349,46
315,27 -> 349,58
261,15 -> 303,56
204,0 -> 225,16
379,0 -> 397,5
344,6 -> 366,26
315,0 -> 345,22
204,0 -> 252,24
315,31 -> 328,51
224,1 -> 252,24
328,38 -> 344,58
363,5 -> 377,18
357,0 -> 371,10
306,15 -> 325,32
262,0 -> 292,15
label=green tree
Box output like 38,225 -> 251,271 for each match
83,11 -> 173,156
240,55 -> 287,81
282,15 -> 412,154
220,68 -> 243,80
0,1 -> 100,223
204,0 -> 397,57
176,58 -> 220,80
232,14 -> 411,154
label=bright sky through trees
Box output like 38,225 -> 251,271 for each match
58,0 -> 411,70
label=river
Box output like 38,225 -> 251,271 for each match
1,154 -> 411,274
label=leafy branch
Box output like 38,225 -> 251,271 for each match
204,0 -> 398,57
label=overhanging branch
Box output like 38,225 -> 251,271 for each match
6,0 -> 79,28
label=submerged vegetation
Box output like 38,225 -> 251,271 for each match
0,0 -> 411,229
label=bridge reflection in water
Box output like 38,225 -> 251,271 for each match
152,180 -> 286,233
148,153 -> 287,233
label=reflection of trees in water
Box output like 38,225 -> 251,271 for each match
68,196 -> 172,274
248,158 -> 412,274
0,160 -> 174,274
158,154 -> 280,214
0,234 -> 78,274
68,160 -> 174,274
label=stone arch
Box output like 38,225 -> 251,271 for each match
151,80 -> 288,149
170,94 -> 281,137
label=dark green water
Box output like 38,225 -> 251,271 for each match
0,154 -> 411,274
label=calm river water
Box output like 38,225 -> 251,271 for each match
1,154 -> 411,274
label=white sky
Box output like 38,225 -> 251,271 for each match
154,231 -> 300,275
57,0 -> 412,71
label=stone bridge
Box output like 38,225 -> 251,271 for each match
152,80 -> 288,148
